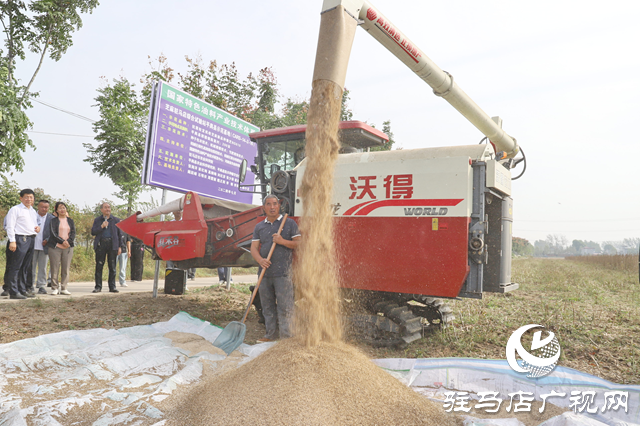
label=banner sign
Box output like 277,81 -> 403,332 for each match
143,81 -> 259,204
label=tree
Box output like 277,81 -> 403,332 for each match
512,236 -> 533,256
0,63 -> 33,173
545,234 -> 568,255
0,0 -> 99,173
84,77 -> 147,215
623,237 -> 640,250
572,239 -> 586,255
370,120 -> 395,152
0,175 -> 20,210
533,240 -> 548,257
340,88 -> 353,121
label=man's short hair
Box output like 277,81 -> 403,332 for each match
38,199 -> 50,205
101,202 -> 110,209
263,194 -> 279,205
19,188 -> 35,197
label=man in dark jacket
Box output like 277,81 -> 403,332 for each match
91,202 -> 123,293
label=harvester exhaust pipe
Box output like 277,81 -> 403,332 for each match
322,0 -> 520,159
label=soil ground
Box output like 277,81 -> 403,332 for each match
1,257 -> 638,425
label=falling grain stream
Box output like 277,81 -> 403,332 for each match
164,6 -> 460,425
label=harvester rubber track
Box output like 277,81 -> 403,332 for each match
406,295 -> 456,329
343,291 -> 455,349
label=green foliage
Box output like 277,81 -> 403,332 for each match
340,88 -> 353,121
0,176 -> 21,210
278,97 -> 309,127
0,64 -> 34,173
85,77 -> 148,215
369,120 -> 395,152
0,0 -> 99,173
137,55 -> 395,141
144,55 -> 282,130
512,236 -> 533,256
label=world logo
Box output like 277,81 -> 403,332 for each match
506,324 -> 561,378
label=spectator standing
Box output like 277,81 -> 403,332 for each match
2,216 -> 12,297
4,189 -> 40,299
47,202 -> 75,295
91,202 -> 122,293
32,199 -> 54,295
218,267 -> 232,287
116,232 -> 131,287
130,237 -> 145,281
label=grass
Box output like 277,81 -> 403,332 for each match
566,254 -> 638,272
377,257 -> 640,384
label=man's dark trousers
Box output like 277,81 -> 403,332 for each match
5,235 -> 35,296
3,241 -> 13,293
95,238 -> 117,291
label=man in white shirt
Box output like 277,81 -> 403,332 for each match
32,199 -> 54,295
4,189 -> 40,299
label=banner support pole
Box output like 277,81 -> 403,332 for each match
153,189 -> 168,298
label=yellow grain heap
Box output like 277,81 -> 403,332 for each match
164,339 -> 458,426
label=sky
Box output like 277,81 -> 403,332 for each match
7,0 -> 640,245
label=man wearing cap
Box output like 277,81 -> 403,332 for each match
250,195 -> 300,342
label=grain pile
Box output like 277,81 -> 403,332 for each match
164,331 -> 228,356
164,339 -> 458,426
164,6 -> 461,425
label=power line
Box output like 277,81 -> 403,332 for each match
27,130 -> 95,137
33,99 -> 97,123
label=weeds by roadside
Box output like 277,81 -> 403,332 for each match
566,254 -> 639,273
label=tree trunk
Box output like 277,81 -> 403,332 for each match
19,35 -> 50,108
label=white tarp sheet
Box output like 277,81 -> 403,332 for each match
1,312 -> 637,425
373,357 -> 639,425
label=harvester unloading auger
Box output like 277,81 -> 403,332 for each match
119,0 -> 526,348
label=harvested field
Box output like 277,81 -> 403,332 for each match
1,258 -> 638,385
566,253 -> 639,272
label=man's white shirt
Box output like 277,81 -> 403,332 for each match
6,203 -> 38,242
35,213 -> 48,250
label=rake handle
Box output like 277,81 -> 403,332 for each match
241,213 -> 289,323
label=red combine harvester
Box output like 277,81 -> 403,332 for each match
119,0 -> 527,346
119,119 -> 522,347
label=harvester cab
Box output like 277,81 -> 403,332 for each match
244,120 -> 389,215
